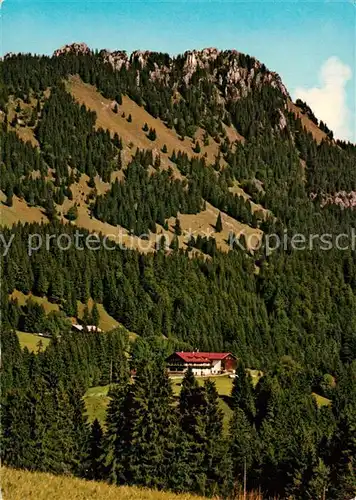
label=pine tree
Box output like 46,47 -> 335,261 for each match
91,302 -> 100,327
87,418 -> 105,480
127,114 -> 132,123
215,212 -> 223,232
178,368 -> 208,494
170,234 -> 179,251
65,205 -> 78,221
105,362 -> 177,489
204,379 -> 233,497
203,131 -> 209,146
162,144 -> 168,154
307,458 -> 330,500
117,150 -> 122,170
194,141 -> 201,154
230,407 -> 258,492
5,188 -> 13,207
148,128 -> 157,141
82,305 -> 91,326
104,384 -> 130,484
44,194 -> 57,221
174,217 -> 182,236
157,235 -> 167,252
68,384 -> 90,476
28,107 -> 37,127
231,362 -> 256,423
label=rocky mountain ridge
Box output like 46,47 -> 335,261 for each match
53,42 -> 289,100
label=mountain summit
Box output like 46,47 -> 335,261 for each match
54,42 -> 289,100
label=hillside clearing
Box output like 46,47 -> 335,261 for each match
56,172 -> 261,253
157,202 -> 263,253
66,75 -> 238,167
84,385 -> 111,424
312,392 -> 332,407
1,78 -> 260,255
16,331 -> 51,352
171,374 -> 234,396
0,192 -> 47,227
76,298 -> 120,332
10,290 -> 60,314
228,181 -> 270,218
287,100 -> 327,145
10,290 -> 135,339
5,95 -> 39,146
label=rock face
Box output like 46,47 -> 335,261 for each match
99,49 -> 129,71
53,43 -> 91,57
321,191 -> 356,209
53,42 -> 290,100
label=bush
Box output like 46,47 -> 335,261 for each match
65,205 -> 78,221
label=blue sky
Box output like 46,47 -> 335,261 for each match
1,1 -> 355,141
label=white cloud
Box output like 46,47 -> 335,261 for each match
295,57 -> 353,142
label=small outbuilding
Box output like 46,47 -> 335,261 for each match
71,324 -> 102,333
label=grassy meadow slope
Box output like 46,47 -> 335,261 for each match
66,75 -> 242,168
0,192 -> 47,227
63,76 -> 260,252
10,290 -> 133,350
287,99 -> 328,144
1,467 -> 208,500
2,76 -> 327,256
16,331 -> 51,352
0,75 -> 260,253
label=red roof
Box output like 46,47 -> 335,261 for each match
171,352 -> 234,364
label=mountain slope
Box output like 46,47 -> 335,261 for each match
1,43 -> 356,500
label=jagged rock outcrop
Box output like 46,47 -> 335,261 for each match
99,49 -> 129,71
54,42 -> 91,57
321,191 -> 356,209
52,42 -> 290,101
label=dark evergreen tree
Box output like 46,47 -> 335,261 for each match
91,302 -> 100,327
215,212 -> 223,232
87,418 -> 105,480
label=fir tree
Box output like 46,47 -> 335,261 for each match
147,128 -> 157,141
91,302 -> 100,327
65,205 -> 78,221
193,141 -> 201,154
230,407 -> 258,492
215,212 -> 223,232
82,305 -> 91,326
87,418 -> 105,480
231,362 -> 256,423
104,384 -> 130,484
170,234 -> 179,251
204,379 -> 233,497
174,217 -> 182,236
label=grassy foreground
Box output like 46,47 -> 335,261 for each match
1,467 -> 207,500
